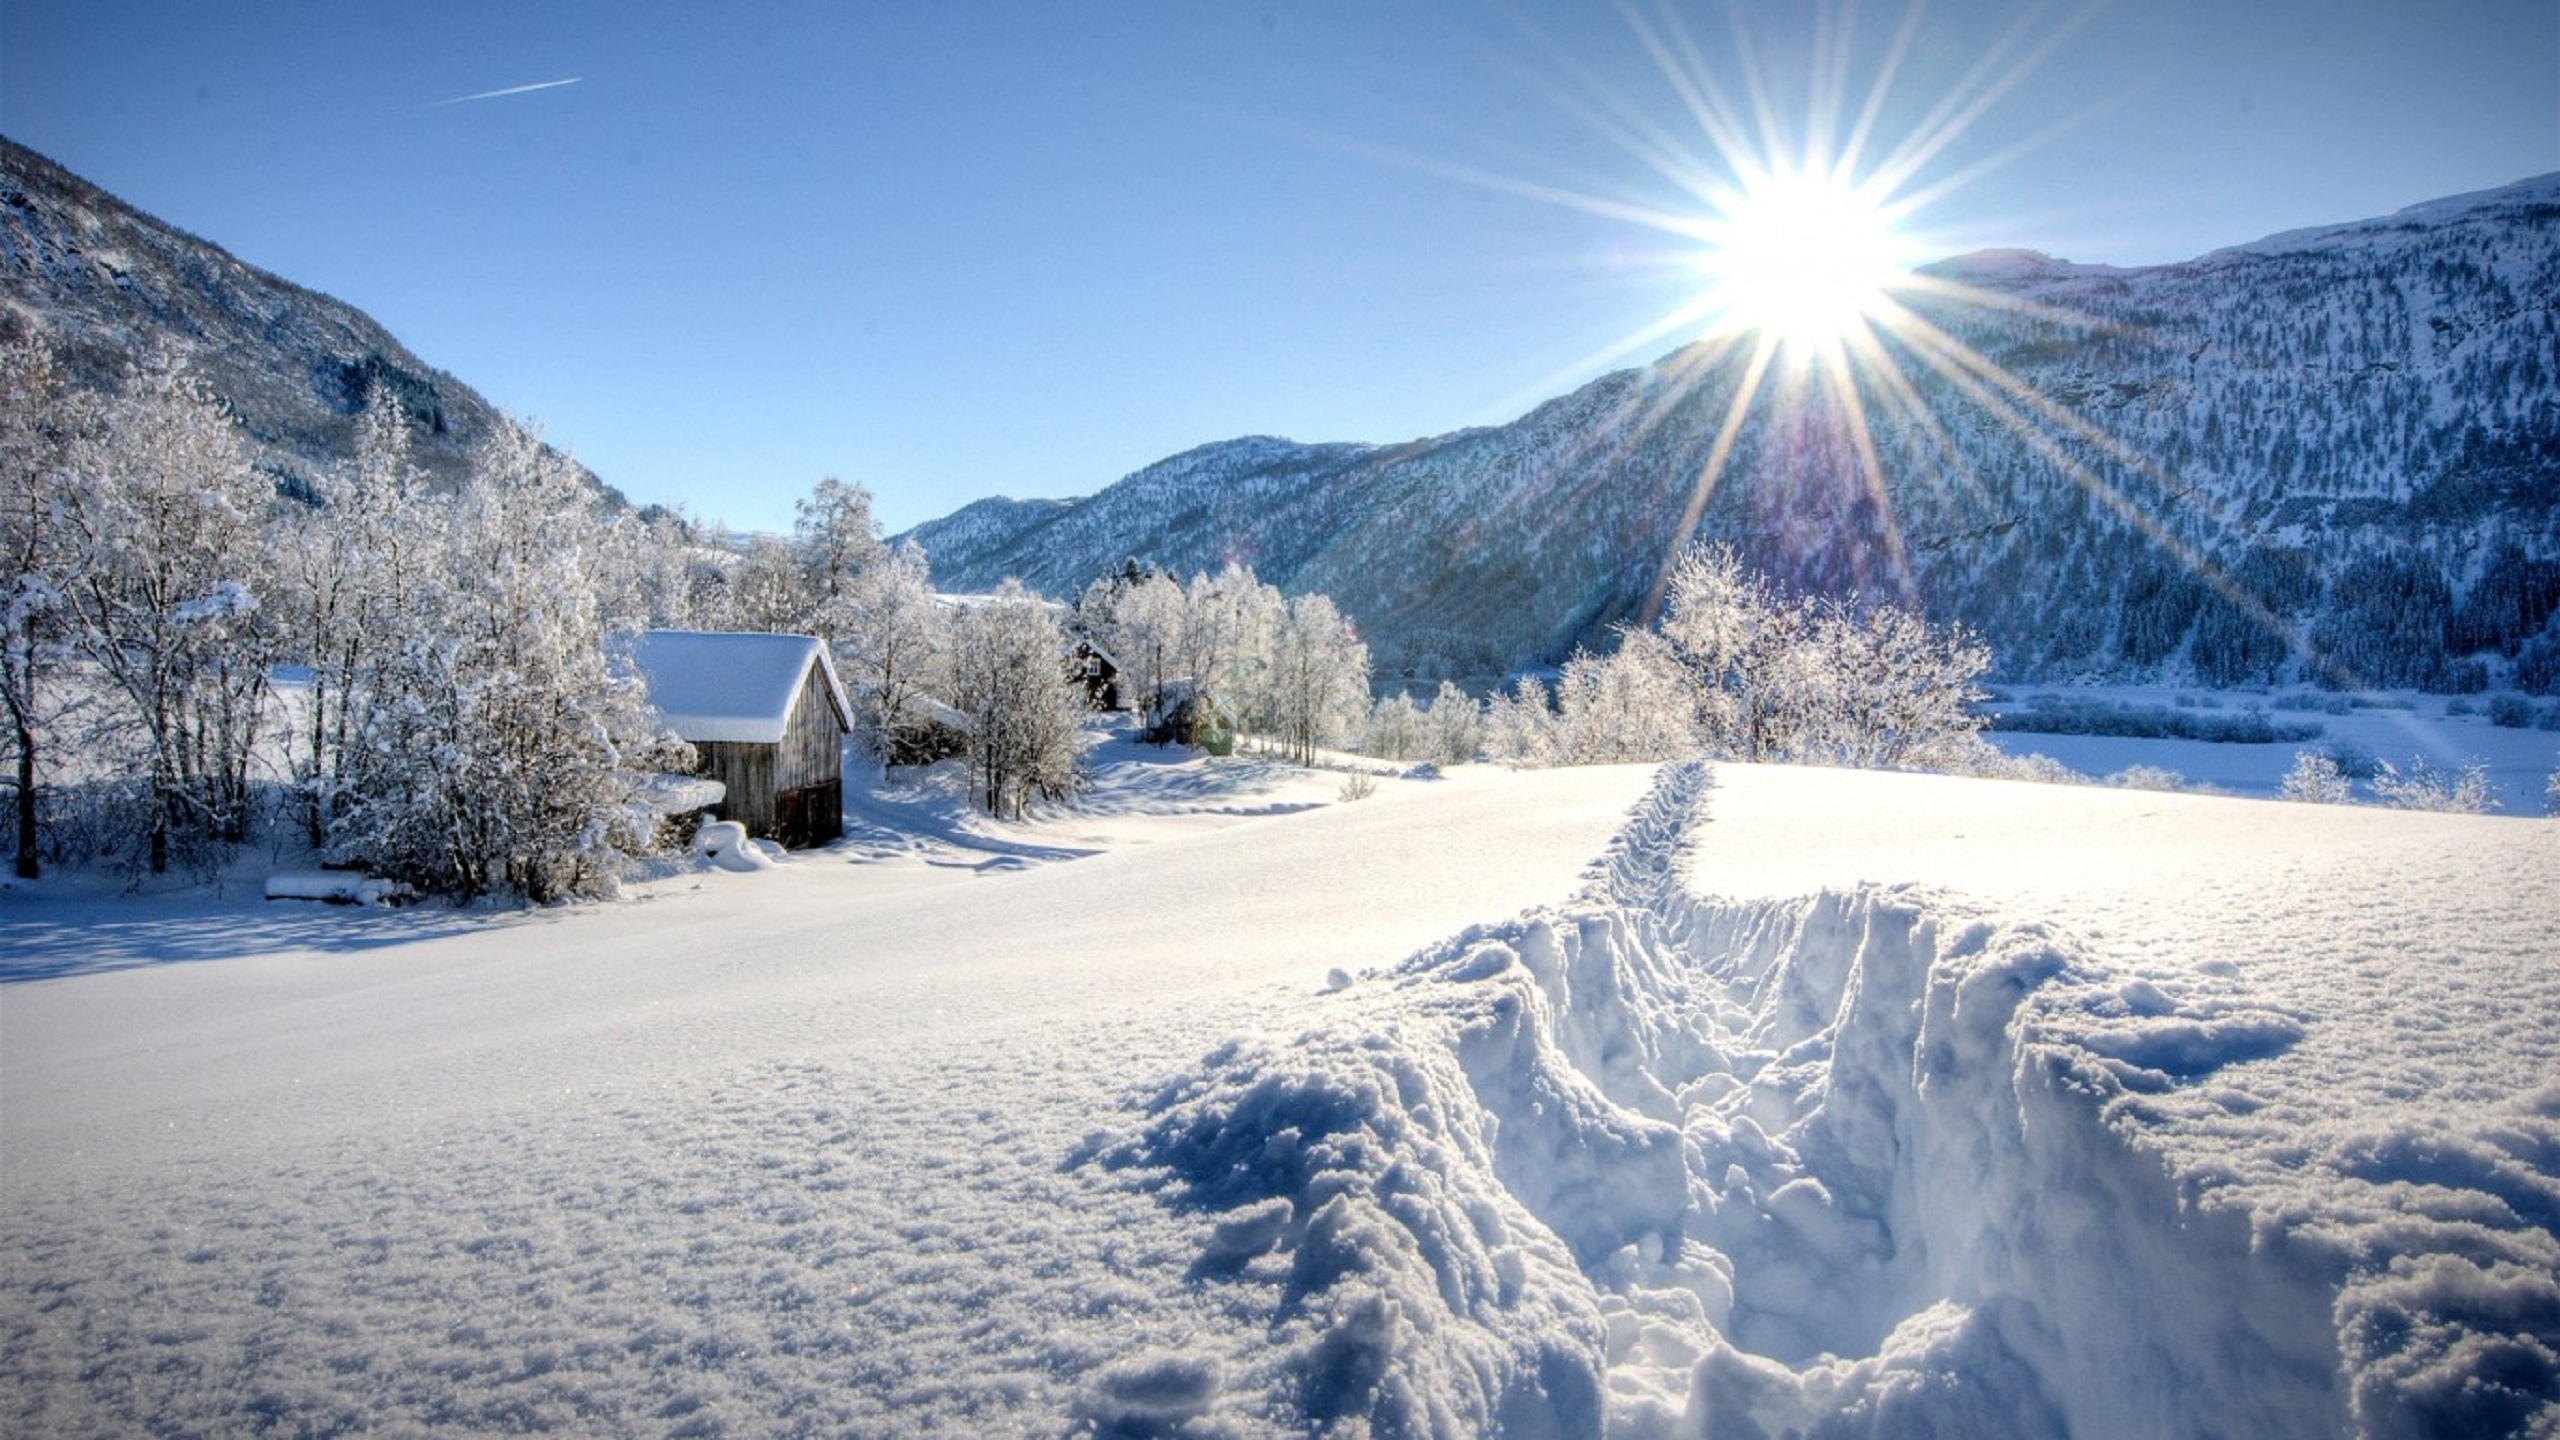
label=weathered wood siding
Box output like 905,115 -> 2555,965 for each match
771,659 -> 845,848
777,663 -> 846,793
692,661 -> 846,848
696,740 -> 777,838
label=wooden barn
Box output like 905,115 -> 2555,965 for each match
629,630 -> 852,849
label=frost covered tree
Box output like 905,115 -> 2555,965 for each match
946,580 -> 1086,818
835,540 -> 947,764
57,353 -> 276,873
331,423 -> 689,901
1360,691 -> 1427,762
795,476 -> 889,639
1552,630 -> 1702,764
1179,565 -> 1283,719
0,335 -> 87,878
2369,758 -> 2493,814
1426,679 -> 1481,765
2279,749 -> 2353,804
1077,565 -> 1188,727
275,389 -> 430,847
1481,675 -> 1558,768
1255,592 -> 1370,765
718,532 -> 813,635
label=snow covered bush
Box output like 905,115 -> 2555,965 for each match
1655,544 -> 1990,768
1480,547 -> 1989,774
2369,757 -> 2495,814
2107,764 -> 2188,791
1482,675 -> 1560,769
1360,691 -> 1427,762
1426,679 -> 1482,765
2280,750 -> 2354,804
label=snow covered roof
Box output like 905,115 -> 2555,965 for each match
627,630 -> 851,745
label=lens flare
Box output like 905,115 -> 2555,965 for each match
1697,167 -> 1915,355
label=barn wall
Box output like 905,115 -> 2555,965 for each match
696,741 -> 775,837
777,664 -> 846,793
773,662 -> 845,847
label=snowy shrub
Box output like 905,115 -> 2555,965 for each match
1656,545 -> 1989,768
2547,762 -> 2559,817
1989,696 -> 2320,744
1426,679 -> 1481,765
2106,765 -> 2187,791
1552,633 -> 1703,765
1481,675 -> 1559,769
1936,743 -> 2086,785
2488,693 -> 2538,728
2279,750 -> 2354,805
1336,772 -> 1376,802
2369,758 -> 2495,814
1480,547 -> 1990,774
1359,691 -> 1427,762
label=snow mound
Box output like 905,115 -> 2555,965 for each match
1102,762 -> 2559,1437
690,821 -> 778,872
262,870 -> 416,906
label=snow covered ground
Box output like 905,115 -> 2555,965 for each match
3,739 -> 2555,1436
1981,682 -> 2560,812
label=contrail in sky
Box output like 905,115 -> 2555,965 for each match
431,77 -> 582,107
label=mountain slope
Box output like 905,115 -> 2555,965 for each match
909,175 -> 2560,690
0,135 -> 582,499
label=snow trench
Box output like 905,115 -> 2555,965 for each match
1095,762 -> 2451,1437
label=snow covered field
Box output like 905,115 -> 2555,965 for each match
4,743 -> 2556,1436
1981,683 -> 2560,812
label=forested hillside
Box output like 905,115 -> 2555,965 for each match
0,135 -> 587,501
911,175 -> 2560,692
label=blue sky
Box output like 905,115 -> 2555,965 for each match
4,1 -> 2554,535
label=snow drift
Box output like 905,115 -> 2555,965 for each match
1103,763 -> 2558,1436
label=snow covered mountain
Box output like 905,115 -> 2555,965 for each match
907,176 -> 2560,692
0,135 -> 588,500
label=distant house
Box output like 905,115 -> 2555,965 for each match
629,630 -> 852,849
1070,637 -> 1123,712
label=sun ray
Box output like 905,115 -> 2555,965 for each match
1816,332 -> 1920,604
1638,330 -> 1784,625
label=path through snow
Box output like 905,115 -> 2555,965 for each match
4,758 -> 2554,1436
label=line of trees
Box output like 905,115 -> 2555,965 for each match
2,339 -> 700,898
1073,560 -> 1372,765
1476,544 -> 1992,771
2,335 -> 1123,884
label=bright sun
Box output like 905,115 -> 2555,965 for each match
1697,169 -> 1912,354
